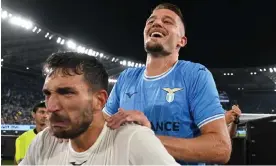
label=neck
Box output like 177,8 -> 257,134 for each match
145,52 -> 178,77
70,112 -> 105,152
35,124 -> 44,133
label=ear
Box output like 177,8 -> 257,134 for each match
32,112 -> 35,119
177,36 -> 187,48
92,90 -> 108,111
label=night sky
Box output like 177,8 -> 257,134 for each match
2,0 -> 276,68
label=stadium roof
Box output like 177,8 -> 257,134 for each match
1,7 -> 133,79
2,0 -> 276,68
1,6 -> 276,92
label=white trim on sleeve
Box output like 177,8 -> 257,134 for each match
102,107 -> 112,116
198,114 -> 225,128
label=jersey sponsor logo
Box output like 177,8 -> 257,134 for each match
151,121 -> 180,132
125,92 -> 137,98
70,160 -> 87,166
162,88 -> 183,103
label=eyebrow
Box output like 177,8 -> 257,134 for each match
42,87 -> 77,95
147,15 -> 157,22
146,15 -> 175,23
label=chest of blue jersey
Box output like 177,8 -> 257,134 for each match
119,68 -> 200,138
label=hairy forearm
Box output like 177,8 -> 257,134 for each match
228,123 -> 237,138
157,133 -> 231,164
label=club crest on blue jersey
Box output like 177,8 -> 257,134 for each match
162,88 -> 183,103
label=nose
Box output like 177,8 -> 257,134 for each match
46,95 -> 61,113
152,19 -> 163,28
42,113 -> 48,119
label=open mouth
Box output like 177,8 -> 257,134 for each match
148,28 -> 167,38
150,32 -> 165,38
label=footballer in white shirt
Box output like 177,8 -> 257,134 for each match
19,52 -> 179,165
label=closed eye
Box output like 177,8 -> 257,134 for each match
57,88 -> 76,95
42,89 -> 51,96
163,16 -> 175,25
146,20 -> 154,26
42,87 -> 77,97
164,20 -> 173,24
146,16 -> 156,25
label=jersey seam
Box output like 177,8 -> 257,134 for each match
143,61 -> 179,81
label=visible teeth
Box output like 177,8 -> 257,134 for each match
151,32 -> 164,37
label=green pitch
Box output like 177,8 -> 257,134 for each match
1,160 -> 14,165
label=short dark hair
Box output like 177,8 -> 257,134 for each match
43,52 -> 108,92
33,102 -> 46,113
153,3 -> 186,30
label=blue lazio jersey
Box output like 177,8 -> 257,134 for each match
103,60 -> 225,165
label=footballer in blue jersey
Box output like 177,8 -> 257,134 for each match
104,3 -> 231,165
105,60 -> 225,136
104,61 -> 225,165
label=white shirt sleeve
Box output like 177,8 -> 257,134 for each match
129,127 -> 180,165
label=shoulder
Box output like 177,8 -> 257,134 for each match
120,67 -> 145,79
17,129 -> 34,140
177,60 -> 212,84
17,132 -> 26,140
177,60 -> 209,75
114,123 -> 154,142
28,127 -> 66,157
113,124 -> 179,165
34,127 -> 60,146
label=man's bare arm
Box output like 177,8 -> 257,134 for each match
228,123 -> 237,138
157,118 -> 232,164
225,105 -> 241,138
105,110 -> 232,163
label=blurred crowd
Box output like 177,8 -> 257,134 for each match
1,69 -> 44,125
1,69 -> 275,125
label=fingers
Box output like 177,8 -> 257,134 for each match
232,105 -> 240,112
126,116 -> 134,122
144,121 -> 151,128
232,105 -> 242,116
229,105 -> 241,116
225,109 -> 239,124
106,109 -> 151,129
111,114 -> 129,129
232,105 -> 239,110
227,115 -> 236,125
231,115 -> 235,121
137,112 -> 151,127
118,108 -> 125,112
106,108 -> 125,122
225,113 -> 235,124
106,111 -> 128,129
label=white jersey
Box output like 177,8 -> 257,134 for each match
19,123 -> 179,165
